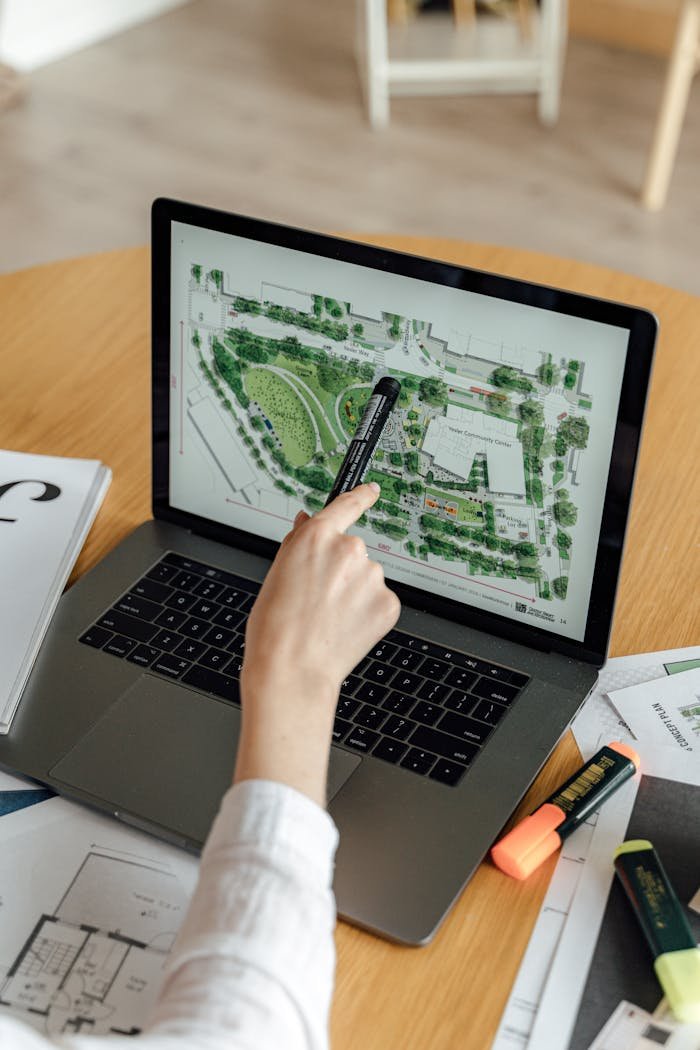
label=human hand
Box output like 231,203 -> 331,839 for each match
235,483 -> 401,804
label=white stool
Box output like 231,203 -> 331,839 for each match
358,0 -> 568,128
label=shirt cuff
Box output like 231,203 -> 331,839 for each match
203,778 -> 339,888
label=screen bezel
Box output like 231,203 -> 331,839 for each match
152,197 -> 657,667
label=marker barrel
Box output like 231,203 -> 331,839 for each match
614,840 -> 700,1023
491,741 -> 639,880
325,377 -> 401,505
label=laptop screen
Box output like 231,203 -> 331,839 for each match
168,220 -> 630,645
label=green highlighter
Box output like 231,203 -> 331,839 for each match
614,840 -> 700,1023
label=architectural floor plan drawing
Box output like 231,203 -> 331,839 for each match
0,797 -> 198,1039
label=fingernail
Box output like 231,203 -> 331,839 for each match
368,482 -> 380,493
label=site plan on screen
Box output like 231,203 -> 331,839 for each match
170,226 -> 628,643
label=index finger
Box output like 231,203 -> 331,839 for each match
316,482 -> 380,533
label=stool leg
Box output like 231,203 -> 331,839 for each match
538,0 -> 567,127
641,0 -> 700,211
363,0 -> 390,128
452,0 -> 477,27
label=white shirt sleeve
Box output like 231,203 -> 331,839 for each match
0,779 -> 340,1050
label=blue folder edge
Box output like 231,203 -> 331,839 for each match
0,788 -> 55,817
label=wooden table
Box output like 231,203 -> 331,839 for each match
1,239 -> 698,1050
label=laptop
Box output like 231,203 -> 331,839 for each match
0,198 -> 656,945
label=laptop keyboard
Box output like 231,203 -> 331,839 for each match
79,552 -> 529,788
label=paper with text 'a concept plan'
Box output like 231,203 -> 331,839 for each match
570,648 -> 700,762
0,796 -> 198,1039
608,668 -> 700,758
490,775 -> 637,1050
585,1000 -> 700,1050
0,449 -> 111,734
526,746 -> 700,1050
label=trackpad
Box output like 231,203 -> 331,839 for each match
50,675 -> 361,846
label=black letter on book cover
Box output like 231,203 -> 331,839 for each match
0,480 -> 62,523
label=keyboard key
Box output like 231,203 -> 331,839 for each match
182,664 -> 240,704
471,699 -> 508,726
103,634 -> 136,658
408,726 -> 479,766
381,691 -> 415,715
131,578 -> 173,603
189,599 -> 221,620
153,654 -> 192,679
337,697 -> 360,720
355,681 -> 388,705
353,704 -> 387,731
372,738 -> 408,764
151,629 -> 182,652
126,644 -> 160,668
344,727 -> 379,753
391,671 -> 421,694
481,663 -> 518,682
445,667 -> 478,691
219,586 -> 249,609
429,759 -> 467,787
418,658 -> 450,681
165,590 -> 197,612
213,608 -> 245,631
204,626 -> 235,649
97,610 -> 158,644
180,617 -> 211,639
508,671 -> 530,688
172,571 -> 201,591
362,661 -> 395,686
368,641 -> 398,662
340,674 -> 362,696
115,593 -> 162,621
198,647 -> 232,672
227,635 -> 246,657
146,561 -> 178,583
389,648 -> 424,672
155,608 -> 187,630
79,626 -> 112,649
399,748 -> 436,776
401,634 -> 441,655
382,715 -> 414,740
443,690 -> 476,716
471,678 -> 519,705
352,657 -> 371,677
238,594 -> 256,614
416,680 -> 450,705
438,711 -> 493,746
193,578 -> 224,600
411,700 -> 442,726
333,718 -> 352,743
227,657 -> 244,678
174,638 -> 207,661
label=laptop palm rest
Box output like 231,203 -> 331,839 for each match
50,674 -> 361,846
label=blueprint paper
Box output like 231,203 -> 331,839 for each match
491,818 -> 600,1049
570,648 -> 700,761
608,668 -> 700,757
0,796 -> 198,1039
585,1000 -> 700,1050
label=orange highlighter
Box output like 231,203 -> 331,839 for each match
491,741 -> 640,879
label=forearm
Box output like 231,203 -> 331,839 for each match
147,779 -> 339,1050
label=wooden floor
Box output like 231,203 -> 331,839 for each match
0,0 -> 698,293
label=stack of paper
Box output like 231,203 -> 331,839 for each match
0,449 -> 111,734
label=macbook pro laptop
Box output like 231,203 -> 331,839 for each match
0,199 -> 656,945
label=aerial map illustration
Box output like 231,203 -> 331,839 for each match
175,259 -> 596,632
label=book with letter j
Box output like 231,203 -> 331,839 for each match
0,449 -> 111,734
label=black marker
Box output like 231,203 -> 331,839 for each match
325,377 -> 401,505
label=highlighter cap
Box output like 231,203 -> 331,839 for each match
655,948 -> 700,1023
491,804 -> 565,880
